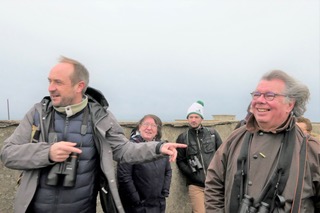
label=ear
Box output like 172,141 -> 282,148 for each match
76,81 -> 86,93
287,100 -> 296,113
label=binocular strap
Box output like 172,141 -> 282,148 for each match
230,126 -> 297,212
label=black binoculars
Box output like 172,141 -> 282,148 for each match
188,156 -> 203,173
238,195 -> 270,213
46,152 -> 79,187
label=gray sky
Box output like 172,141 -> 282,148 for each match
0,0 -> 319,122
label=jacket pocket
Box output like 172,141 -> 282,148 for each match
202,135 -> 216,153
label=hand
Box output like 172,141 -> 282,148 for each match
49,142 -> 82,162
160,143 -> 187,162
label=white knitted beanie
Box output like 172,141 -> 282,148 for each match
186,100 -> 204,119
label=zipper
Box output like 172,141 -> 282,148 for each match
63,117 -> 69,140
53,116 -> 69,212
52,187 -> 61,213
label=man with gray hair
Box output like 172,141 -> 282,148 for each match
205,70 -> 320,212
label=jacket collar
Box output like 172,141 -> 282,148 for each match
53,96 -> 88,117
189,124 -> 204,133
246,113 -> 295,134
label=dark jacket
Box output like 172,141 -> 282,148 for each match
117,134 -> 172,213
205,114 -> 320,213
176,126 -> 222,187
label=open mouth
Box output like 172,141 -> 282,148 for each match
50,94 -> 60,99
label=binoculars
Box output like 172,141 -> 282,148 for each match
188,156 -> 203,173
46,152 -> 79,187
238,195 -> 270,213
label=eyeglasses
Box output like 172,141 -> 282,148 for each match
141,123 -> 158,129
250,91 -> 287,101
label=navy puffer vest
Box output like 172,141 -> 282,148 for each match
27,108 -> 99,213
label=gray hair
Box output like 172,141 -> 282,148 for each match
261,70 -> 310,117
59,56 -> 89,94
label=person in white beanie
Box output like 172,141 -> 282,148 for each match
176,100 -> 222,213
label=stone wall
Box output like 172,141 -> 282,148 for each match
0,125 -> 20,213
1,120 -> 319,213
120,120 -> 239,213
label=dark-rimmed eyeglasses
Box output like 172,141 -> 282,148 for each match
250,91 -> 287,101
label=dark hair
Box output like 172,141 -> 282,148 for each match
137,114 -> 163,141
261,70 -> 310,117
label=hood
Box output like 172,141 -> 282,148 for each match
85,87 -> 109,108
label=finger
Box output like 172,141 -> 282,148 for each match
57,142 -> 82,154
169,149 -> 177,162
60,142 -> 78,147
63,146 -> 82,154
55,155 -> 69,162
161,145 -> 173,156
174,143 -> 187,148
49,143 -> 81,162
50,153 -> 67,162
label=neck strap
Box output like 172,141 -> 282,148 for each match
230,127 -> 296,212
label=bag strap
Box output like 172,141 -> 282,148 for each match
258,127 -> 295,210
205,127 -> 222,150
18,110 -> 42,185
291,136 -> 307,213
229,131 -> 252,212
230,127 -> 297,212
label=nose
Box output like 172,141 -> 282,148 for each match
255,94 -> 267,103
48,82 -> 56,92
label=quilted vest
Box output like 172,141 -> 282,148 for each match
27,108 -> 99,213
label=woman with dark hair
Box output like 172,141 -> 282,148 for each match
117,114 -> 172,213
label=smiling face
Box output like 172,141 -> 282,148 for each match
138,117 -> 158,141
48,63 -> 84,107
251,79 -> 295,130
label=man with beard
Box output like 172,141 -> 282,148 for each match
0,56 -> 186,213
176,100 -> 222,213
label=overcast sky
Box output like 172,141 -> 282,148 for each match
0,0 -> 319,122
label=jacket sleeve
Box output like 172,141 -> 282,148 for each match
212,129 -> 223,149
204,140 -> 227,212
95,111 -> 161,164
0,105 -> 52,170
306,136 -> 320,212
162,157 -> 172,197
176,134 -> 194,178
117,163 -> 141,205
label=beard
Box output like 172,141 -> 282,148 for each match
51,95 -> 74,107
